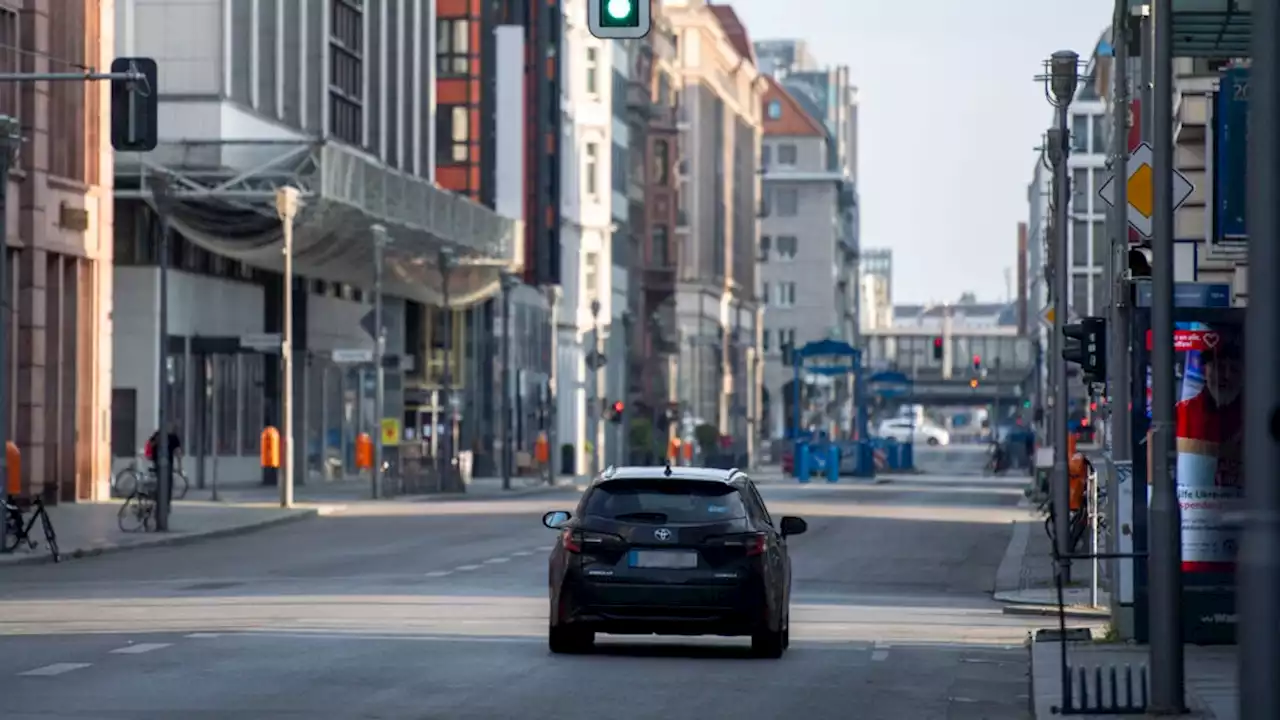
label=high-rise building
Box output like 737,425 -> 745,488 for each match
113,0 -> 522,489
0,2 -> 115,502
860,248 -> 894,331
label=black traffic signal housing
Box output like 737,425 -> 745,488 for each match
606,400 -> 625,424
1063,317 -> 1107,384
110,57 -> 159,151
932,337 -> 943,360
972,354 -> 982,372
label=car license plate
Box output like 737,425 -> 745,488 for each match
629,550 -> 699,569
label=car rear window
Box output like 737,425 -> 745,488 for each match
583,479 -> 747,523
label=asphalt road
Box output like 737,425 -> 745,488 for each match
0,460 -> 1041,719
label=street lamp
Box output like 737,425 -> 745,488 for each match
1048,50 -> 1081,106
1045,128 -> 1065,169
274,186 -> 301,509
0,116 -> 18,501
370,224 -> 390,500
499,271 -> 520,490
152,172 -> 178,530
589,299 -> 602,476
438,247 -> 456,484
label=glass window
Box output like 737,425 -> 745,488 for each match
1071,114 -> 1089,152
766,100 -> 781,119
776,235 -> 797,259
761,145 -> 771,168
761,281 -> 770,304
761,330 -> 770,352
1072,274 -> 1090,316
1093,273 -> 1108,315
1071,168 -> 1088,213
584,479 -> 748,522
777,143 -> 797,165
217,354 -> 238,455
240,354 -> 265,455
653,139 -> 669,184
1072,219 -> 1089,267
1092,220 -> 1107,268
585,47 -> 598,95
775,188 -> 798,216
585,142 -> 598,196
1091,115 -> 1106,154
758,235 -> 770,262
1091,169 -> 1107,215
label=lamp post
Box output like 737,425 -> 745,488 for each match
590,298 -> 602,476
1045,49 -> 1078,581
620,310 -> 633,464
499,271 -> 520,490
438,247 -> 456,483
0,116 -> 18,499
274,186 -> 301,509
371,224 -> 389,499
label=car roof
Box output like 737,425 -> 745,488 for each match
589,466 -> 746,487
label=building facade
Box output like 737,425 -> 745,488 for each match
113,0 -> 519,489
664,0 -> 764,453
860,248 -> 893,332
1,0 -> 114,502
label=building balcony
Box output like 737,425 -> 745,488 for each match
640,263 -> 677,295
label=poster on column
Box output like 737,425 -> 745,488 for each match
1144,322 -> 1243,642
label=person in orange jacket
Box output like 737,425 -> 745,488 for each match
1068,452 -> 1091,512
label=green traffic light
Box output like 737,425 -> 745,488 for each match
600,0 -> 639,27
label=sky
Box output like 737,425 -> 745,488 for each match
726,0 -> 1116,305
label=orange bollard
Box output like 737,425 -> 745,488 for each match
260,426 -> 281,469
355,432 -> 373,470
5,441 -> 20,497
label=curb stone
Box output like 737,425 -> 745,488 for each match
0,507 -> 327,567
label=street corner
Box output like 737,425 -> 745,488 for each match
0,502 -> 323,567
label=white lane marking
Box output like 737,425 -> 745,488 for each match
185,633 -> 222,639
454,564 -> 481,571
189,631 -> 543,644
511,550 -> 533,557
483,557 -> 510,564
424,570 -> 452,577
109,643 -> 172,655
535,545 -> 554,551
871,640 -> 890,661
19,663 -> 92,677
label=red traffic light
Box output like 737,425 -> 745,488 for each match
933,337 -> 943,348
612,401 -> 624,413
972,354 -> 981,368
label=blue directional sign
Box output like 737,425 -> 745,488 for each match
868,370 -> 912,398
1215,67 -> 1249,242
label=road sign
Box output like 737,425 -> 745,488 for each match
380,417 -> 401,447
239,333 -> 281,351
1040,306 -> 1055,327
1097,141 -> 1195,238
586,350 -> 607,371
359,309 -> 385,340
332,348 -> 373,364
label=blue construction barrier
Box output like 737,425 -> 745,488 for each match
871,438 -> 915,471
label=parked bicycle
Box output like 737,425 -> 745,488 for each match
2,495 -> 60,562
117,482 -> 157,533
112,449 -> 188,500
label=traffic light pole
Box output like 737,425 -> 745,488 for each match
1050,110 -> 1074,578
1108,0 -> 1132,463
1240,0 -> 1280,715
500,272 -> 518,491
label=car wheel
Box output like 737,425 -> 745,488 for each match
751,625 -> 786,659
548,624 -> 594,654
927,437 -> 941,446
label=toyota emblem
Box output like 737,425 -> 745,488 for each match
654,528 -> 672,541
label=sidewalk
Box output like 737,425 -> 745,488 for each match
992,500 -> 1111,619
0,500 -> 336,567
1030,636 -> 1237,719
192,472 -> 586,505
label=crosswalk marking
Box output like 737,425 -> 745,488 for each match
19,663 -> 91,677
110,643 -> 171,655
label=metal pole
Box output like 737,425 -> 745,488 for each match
500,273 -> 516,490
277,187 -> 299,509
1109,1 -> 1132,462
1090,463 -> 1100,607
439,248 -> 454,482
1241,0 -> 1280,714
371,224 -> 388,499
1051,114 -> 1073,575
546,285 -> 560,482
211,364 -> 220,502
1147,0 -> 1184,711
154,177 -> 173,531
0,118 -> 14,496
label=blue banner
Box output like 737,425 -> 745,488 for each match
1215,67 -> 1249,241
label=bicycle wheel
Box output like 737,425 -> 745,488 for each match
112,467 -> 141,498
39,509 -> 59,562
1,508 -> 20,552
118,493 -> 154,533
174,470 -> 190,500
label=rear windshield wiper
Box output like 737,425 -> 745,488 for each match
612,511 -> 669,523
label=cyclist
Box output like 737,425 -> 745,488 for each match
145,423 -> 184,496
987,436 -> 1007,474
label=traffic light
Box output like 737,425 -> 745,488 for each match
932,337 -> 943,360
589,0 -> 649,38
969,378 -> 979,389
110,57 -> 159,152
972,354 -> 982,371
607,400 -> 625,424
1062,317 -> 1107,384
600,0 -> 639,27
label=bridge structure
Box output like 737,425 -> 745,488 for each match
860,327 -> 1037,406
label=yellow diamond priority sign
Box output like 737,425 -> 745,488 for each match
1097,142 -> 1194,238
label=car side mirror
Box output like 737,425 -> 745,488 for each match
779,516 -> 807,537
542,510 -> 572,529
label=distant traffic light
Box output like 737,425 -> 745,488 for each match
607,400 -> 625,424
110,57 -> 159,151
969,378 -> 979,389
972,354 -> 982,371
1063,317 -> 1107,384
933,337 -> 943,360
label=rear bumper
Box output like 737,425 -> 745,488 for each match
555,574 -> 769,635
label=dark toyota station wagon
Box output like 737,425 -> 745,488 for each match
541,466 -> 807,658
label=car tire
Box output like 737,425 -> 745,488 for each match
751,626 -> 786,659
548,624 -> 594,654
927,437 -> 941,446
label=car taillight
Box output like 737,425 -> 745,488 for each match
708,532 -> 767,556
561,529 -> 581,553
561,529 -> 622,553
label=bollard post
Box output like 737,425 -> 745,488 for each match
260,427 -> 281,479
4,441 -> 19,498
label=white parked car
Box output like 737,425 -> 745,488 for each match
875,419 -> 951,446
